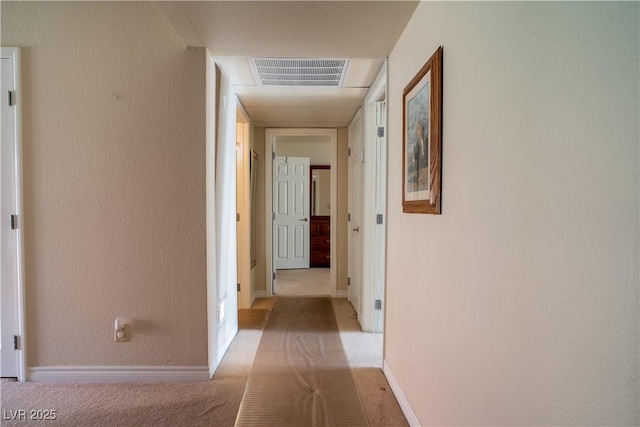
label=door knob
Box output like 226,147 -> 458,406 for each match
352,227 -> 360,232
299,218 -> 309,222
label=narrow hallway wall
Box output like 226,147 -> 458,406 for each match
385,2 -> 639,425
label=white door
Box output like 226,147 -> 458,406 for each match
212,65 -> 238,371
348,112 -> 364,317
273,156 -> 310,270
1,51 -> 19,378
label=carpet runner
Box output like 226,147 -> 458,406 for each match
235,297 -> 368,426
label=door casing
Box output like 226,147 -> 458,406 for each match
348,110 -> 364,318
1,47 -> 26,381
265,128 -> 338,297
359,62 -> 388,334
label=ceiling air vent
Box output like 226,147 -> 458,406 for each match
250,58 -> 349,87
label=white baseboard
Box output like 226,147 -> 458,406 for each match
251,290 -> 267,306
336,290 -> 348,298
383,360 -> 421,426
27,366 -> 210,383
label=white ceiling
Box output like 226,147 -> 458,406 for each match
156,1 -> 419,128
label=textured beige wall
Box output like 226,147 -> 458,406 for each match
2,2 -> 208,366
336,128 -> 348,292
276,141 -> 331,165
385,2 -> 639,425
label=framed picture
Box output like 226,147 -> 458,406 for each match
402,46 -> 443,214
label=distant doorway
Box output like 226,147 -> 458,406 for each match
265,129 -> 337,297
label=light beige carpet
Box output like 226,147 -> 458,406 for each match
0,298 -> 407,427
275,268 -> 331,296
238,308 -> 270,330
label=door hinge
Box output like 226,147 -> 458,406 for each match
272,212 -> 276,221
375,299 -> 382,310
237,283 -> 241,292
348,277 -> 351,287
376,214 -> 383,225
10,214 -> 17,230
377,127 -> 385,138
236,213 -> 240,222
348,213 -> 351,221
8,90 -> 15,106
348,148 -> 351,157
273,272 -> 276,280
272,152 -> 276,160
13,335 -> 19,350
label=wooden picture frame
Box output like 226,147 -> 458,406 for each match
402,46 -> 443,214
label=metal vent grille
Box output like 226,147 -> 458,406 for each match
251,58 -> 348,87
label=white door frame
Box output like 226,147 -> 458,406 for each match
1,47 -> 26,381
265,128 -> 337,297
347,110 -> 364,318
360,63 -> 388,333
236,105 -> 252,309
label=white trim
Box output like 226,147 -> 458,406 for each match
347,110 -> 363,320
336,290 -> 348,298
265,128 -> 338,298
383,360 -> 420,426
361,61 -> 388,334
1,47 -> 26,382
235,96 -> 255,127
205,51 -> 218,379
250,290 -> 267,306
28,366 -> 210,383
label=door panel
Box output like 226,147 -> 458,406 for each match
293,181 -> 305,215
273,156 -> 310,270
293,226 -> 304,258
275,184 -> 288,214
276,226 -> 288,259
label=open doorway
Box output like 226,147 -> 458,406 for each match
265,129 -> 339,298
236,107 -> 252,309
273,159 -> 331,296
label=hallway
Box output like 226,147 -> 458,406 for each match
2,2 -> 636,425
